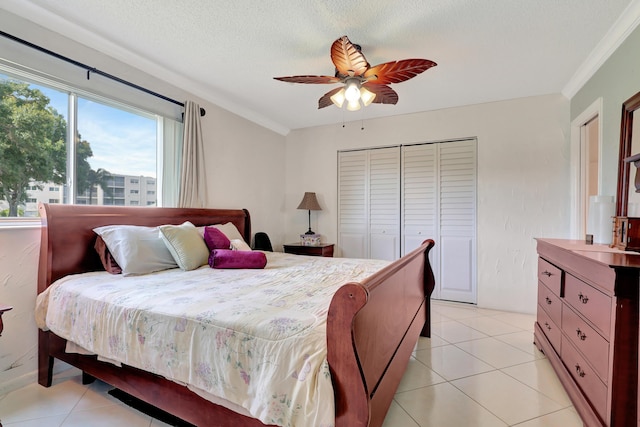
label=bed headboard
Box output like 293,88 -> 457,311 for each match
37,203 -> 251,293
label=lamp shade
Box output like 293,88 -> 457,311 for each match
297,192 -> 322,211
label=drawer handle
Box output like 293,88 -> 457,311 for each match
578,292 -> 589,304
544,322 -> 551,331
575,364 -> 586,378
542,270 -> 552,277
545,296 -> 552,305
576,328 -> 587,341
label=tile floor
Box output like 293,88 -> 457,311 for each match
0,301 -> 583,426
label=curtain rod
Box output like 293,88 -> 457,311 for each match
0,30 -> 205,117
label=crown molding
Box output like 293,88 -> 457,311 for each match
562,0 -> 640,99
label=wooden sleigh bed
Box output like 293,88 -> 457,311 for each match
36,203 -> 436,427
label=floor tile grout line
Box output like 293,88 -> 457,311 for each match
497,361 -> 575,409
445,377 -> 512,426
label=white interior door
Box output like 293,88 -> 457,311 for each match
438,140 -> 477,303
339,140 -> 477,303
401,139 -> 477,303
338,147 -> 400,260
338,150 -> 368,259
368,148 -> 400,261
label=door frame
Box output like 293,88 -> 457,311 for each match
570,97 -> 603,239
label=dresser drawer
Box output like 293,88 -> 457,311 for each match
537,304 -> 561,351
537,282 -> 561,326
562,305 -> 609,383
564,273 -> 611,339
538,258 -> 562,297
561,337 -> 607,421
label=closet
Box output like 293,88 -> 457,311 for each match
337,139 -> 477,303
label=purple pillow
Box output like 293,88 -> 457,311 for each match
204,226 -> 231,250
209,249 -> 267,269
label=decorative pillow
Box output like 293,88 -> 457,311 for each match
212,222 -> 246,243
208,249 -> 267,269
158,222 -> 210,271
94,235 -> 122,274
93,225 -> 178,276
230,238 -> 252,251
203,226 -> 231,250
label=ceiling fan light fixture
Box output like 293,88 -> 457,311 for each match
344,78 -> 361,102
330,88 -> 346,108
274,36 -> 436,112
346,99 -> 361,111
360,87 -> 376,106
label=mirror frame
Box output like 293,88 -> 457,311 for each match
615,90 -> 640,217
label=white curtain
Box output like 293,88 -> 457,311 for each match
178,100 -> 207,208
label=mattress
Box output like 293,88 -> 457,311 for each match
35,251 -> 389,427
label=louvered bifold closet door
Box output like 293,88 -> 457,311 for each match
438,139 -> 477,303
338,150 -> 368,258
369,147 -> 401,261
401,144 -> 440,294
338,147 -> 400,260
402,144 -> 437,255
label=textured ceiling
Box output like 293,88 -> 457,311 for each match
1,0 -> 638,134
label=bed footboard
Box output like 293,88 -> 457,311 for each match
327,240 -> 435,427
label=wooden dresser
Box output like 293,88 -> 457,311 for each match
534,239 -> 640,426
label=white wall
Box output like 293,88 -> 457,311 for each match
0,227 -> 40,394
284,94 -> 571,314
570,23 -> 640,202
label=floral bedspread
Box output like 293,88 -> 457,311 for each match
35,252 -> 389,427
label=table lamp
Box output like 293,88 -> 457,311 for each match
297,192 -> 322,235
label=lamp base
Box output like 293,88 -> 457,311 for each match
305,229 -> 316,235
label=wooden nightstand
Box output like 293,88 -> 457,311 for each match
0,303 -> 13,337
283,243 -> 334,257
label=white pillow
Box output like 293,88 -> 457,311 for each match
93,225 -> 178,276
158,221 -> 209,270
230,239 -> 252,251
212,222 -> 246,242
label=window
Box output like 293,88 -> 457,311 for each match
130,200 -> 139,205
0,70 -> 171,218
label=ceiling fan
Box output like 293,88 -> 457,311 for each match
274,35 -> 437,111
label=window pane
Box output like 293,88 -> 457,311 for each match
76,97 -> 157,207
1,71 -> 162,218
0,74 -> 68,217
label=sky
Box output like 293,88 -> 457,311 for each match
24,78 -> 157,178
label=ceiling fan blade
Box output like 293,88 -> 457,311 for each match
273,75 -> 341,84
331,36 -> 370,77
318,87 -> 344,109
364,59 -> 437,84
363,84 -> 399,105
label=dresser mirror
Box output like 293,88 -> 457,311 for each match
615,90 -> 640,218
612,91 -> 640,250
